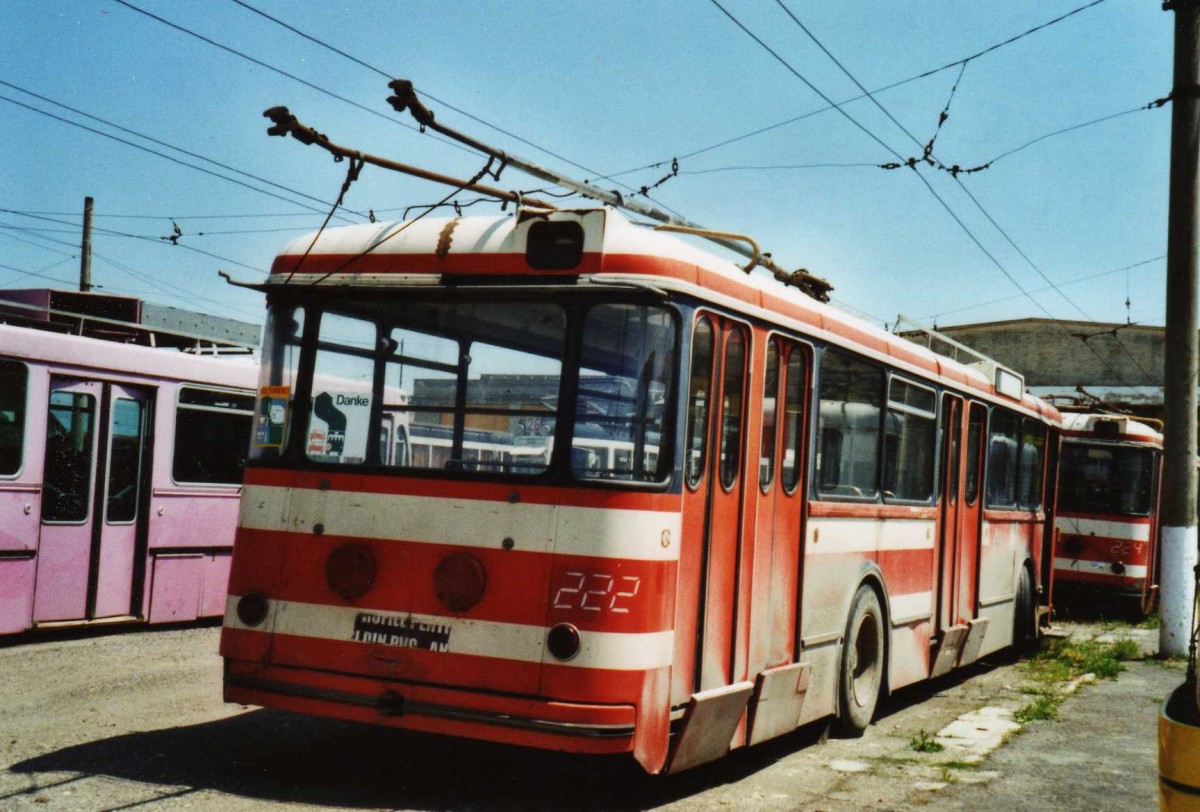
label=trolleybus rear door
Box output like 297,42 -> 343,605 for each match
33,379 -> 150,624
932,396 -> 986,675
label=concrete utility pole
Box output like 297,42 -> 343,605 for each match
1162,0 -> 1200,659
79,196 -> 93,293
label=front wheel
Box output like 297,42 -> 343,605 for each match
836,584 -> 885,737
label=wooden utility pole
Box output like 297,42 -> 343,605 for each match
79,196 -> 93,293
1162,0 -> 1199,659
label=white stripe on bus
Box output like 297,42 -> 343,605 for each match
1053,558 -> 1148,579
239,484 -> 681,562
806,517 -> 935,555
1054,516 -> 1150,542
224,595 -> 674,671
889,591 -> 934,624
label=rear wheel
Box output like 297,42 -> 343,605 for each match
1012,565 -> 1037,656
836,585 -> 885,736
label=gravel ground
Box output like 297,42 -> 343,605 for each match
0,620 -> 1184,811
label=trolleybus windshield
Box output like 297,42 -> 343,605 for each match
1058,443 -> 1155,516
264,295 -> 677,484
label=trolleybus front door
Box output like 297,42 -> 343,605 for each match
33,378 -> 150,624
670,316 -> 757,772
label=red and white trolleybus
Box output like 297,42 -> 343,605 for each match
1053,411 -> 1163,614
221,207 -> 1060,773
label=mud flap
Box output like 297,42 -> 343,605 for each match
747,662 -> 810,745
959,618 -> 990,666
665,681 -> 754,774
930,624 -> 968,678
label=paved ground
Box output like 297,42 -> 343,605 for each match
0,620 -> 1185,811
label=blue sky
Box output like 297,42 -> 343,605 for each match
0,1 -> 1175,334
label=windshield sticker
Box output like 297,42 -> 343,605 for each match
308,390 -> 372,463
253,385 -> 290,448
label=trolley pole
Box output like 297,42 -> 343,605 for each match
1162,0 -> 1200,659
79,196 -> 93,293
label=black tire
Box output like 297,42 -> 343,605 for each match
836,585 -> 885,737
1012,565 -> 1037,656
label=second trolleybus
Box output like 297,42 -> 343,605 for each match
0,290 -> 258,637
1053,411 -> 1163,615
220,207 -> 1061,773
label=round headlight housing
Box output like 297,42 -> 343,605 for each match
325,543 -> 377,601
434,552 -> 487,612
236,592 -> 269,627
547,623 -> 581,661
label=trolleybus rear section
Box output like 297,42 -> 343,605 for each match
1053,412 -> 1163,613
221,207 -> 1060,773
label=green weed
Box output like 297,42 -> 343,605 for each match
1015,693 -> 1062,722
909,729 -> 945,753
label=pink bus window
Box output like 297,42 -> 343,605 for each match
0,361 -> 26,476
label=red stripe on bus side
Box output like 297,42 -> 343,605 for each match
231,527 -> 676,633
1055,537 -> 1150,566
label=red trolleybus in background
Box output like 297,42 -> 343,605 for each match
1053,412 -> 1163,615
221,207 -> 1060,774
0,291 -> 258,637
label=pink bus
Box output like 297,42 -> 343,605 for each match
0,294 -> 258,636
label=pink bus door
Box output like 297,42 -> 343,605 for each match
33,379 -> 150,624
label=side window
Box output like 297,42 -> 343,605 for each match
760,340 -> 780,492
106,398 -> 144,523
43,390 -> 95,522
816,350 -> 883,499
251,304 -> 304,459
719,327 -> 747,490
0,361 -> 27,476
965,404 -> 984,505
781,346 -> 807,493
572,304 -> 675,482
882,377 -> 937,502
986,409 -> 1020,508
685,317 -> 714,489
1018,419 -> 1046,510
174,388 -> 255,484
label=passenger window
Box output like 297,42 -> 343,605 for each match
43,391 -> 95,522
781,347 -> 807,493
685,317 -> 714,489
760,341 -> 779,492
816,350 -> 883,498
106,398 -> 144,523
174,388 -> 255,484
986,410 -> 1021,508
882,377 -> 937,502
0,361 -> 27,476
1018,419 -> 1046,510
719,327 -> 746,489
